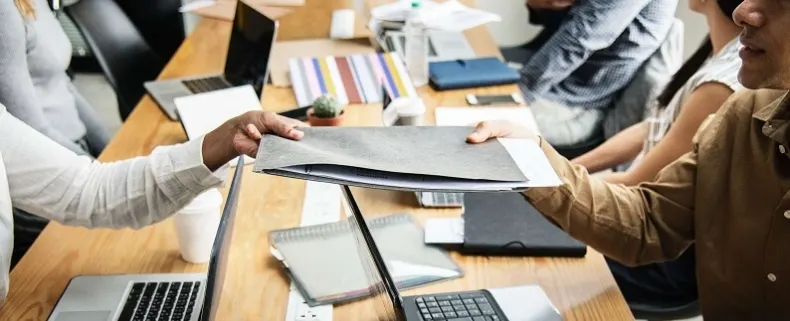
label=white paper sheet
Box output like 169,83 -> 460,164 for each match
497,138 -> 562,187
424,218 -> 464,244
435,106 -> 540,134
388,260 -> 461,279
174,85 -> 262,166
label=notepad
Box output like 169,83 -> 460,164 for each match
269,213 -> 462,306
289,52 -> 417,107
174,85 -> 261,166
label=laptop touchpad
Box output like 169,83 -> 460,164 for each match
54,311 -> 111,321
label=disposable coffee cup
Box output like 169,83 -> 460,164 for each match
393,97 -> 426,126
174,188 -> 223,264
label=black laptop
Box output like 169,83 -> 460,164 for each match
339,185 -> 563,321
144,0 -> 278,120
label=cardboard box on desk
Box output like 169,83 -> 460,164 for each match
188,0 -> 294,22
188,0 -> 372,40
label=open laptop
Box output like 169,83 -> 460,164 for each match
384,30 -> 476,62
380,84 -> 464,208
340,185 -> 563,321
47,158 -> 246,321
145,0 -> 278,121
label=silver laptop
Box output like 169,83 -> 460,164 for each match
379,84 -> 465,208
384,30 -> 476,62
46,158 -> 246,321
340,185 -> 563,321
145,1 -> 278,121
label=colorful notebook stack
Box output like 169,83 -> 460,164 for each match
289,52 -> 417,107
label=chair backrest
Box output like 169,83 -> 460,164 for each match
114,0 -> 186,61
602,18 -> 685,140
65,0 -> 166,121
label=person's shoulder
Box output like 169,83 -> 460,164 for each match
717,89 -> 787,121
694,41 -> 744,89
0,1 -> 26,34
692,89 -> 785,152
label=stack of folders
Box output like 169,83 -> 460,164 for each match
288,52 -> 417,107
253,126 -> 562,192
269,213 -> 462,306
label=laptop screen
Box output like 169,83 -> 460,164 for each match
340,186 -> 406,320
224,1 -> 278,96
201,158 -> 245,321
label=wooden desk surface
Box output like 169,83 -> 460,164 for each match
0,15 -> 633,321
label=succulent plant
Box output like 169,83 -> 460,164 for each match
311,94 -> 344,118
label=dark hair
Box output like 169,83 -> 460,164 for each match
656,0 -> 743,108
656,37 -> 712,107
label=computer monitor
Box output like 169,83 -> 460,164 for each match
224,0 -> 279,96
201,157 -> 246,321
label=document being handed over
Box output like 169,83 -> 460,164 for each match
253,126 -> 561,192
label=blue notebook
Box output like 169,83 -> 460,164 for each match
429,57 -> 520,90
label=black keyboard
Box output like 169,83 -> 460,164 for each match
182,77 -> 231,94
117,281 -> 201,321
414,292 -> 504,321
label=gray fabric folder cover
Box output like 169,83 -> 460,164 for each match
253,126 -> 526,182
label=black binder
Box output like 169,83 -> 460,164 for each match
461,193 -> 587,257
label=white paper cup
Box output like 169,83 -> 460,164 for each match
174,188 -> 223,264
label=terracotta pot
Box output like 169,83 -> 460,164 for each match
307,108 -> 344,127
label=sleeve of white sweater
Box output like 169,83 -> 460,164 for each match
0,103 -> 227,229
0,2 -> 88,155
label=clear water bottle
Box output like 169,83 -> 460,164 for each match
404,0 -> 428,86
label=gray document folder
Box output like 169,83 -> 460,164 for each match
253,126 -> 559,192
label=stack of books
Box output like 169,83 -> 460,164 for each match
288,52 -> 417,107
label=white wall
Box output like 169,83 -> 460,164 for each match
478,0 -> 708,59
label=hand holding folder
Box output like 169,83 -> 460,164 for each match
253,126 -> 561,192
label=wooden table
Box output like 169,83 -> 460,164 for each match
0,13 -> 633,321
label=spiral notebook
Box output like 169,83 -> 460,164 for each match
269,213 -> 462,306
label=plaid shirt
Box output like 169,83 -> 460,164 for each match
520,0 -> 677,110
634,38 -> 743,166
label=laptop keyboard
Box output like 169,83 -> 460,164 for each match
418,192 -> 464,207
117,281 -> 201,321
415,292 -> 503,321
433,193 -> 463,206
182,77 -> 231,94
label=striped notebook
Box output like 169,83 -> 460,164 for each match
289,52 -> 417,107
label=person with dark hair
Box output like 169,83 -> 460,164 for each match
573,0 -> 744,187
464,0 -> 790,318
507,0 -> 678,148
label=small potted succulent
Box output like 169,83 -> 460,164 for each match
307,94 -> 345,127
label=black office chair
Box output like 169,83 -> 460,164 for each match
65,0 -> 166,120
553,133 -> 605,160
631,301 -> 701,320
115,0 -> 186,61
